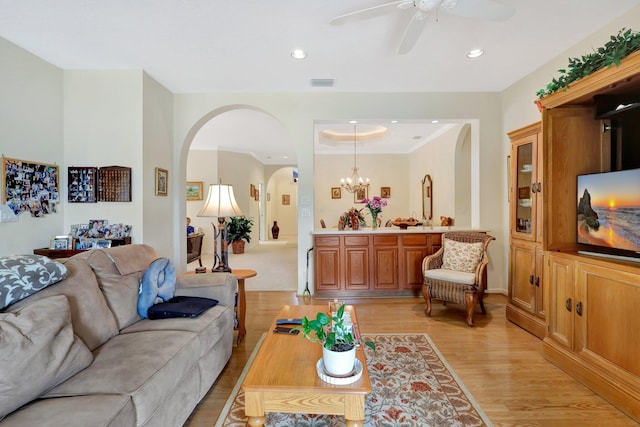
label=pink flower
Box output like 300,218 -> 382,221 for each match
363,196 -> 388,215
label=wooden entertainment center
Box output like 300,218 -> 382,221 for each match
507,51 -> 640,421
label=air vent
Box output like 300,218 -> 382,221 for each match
310,78 -> 335,87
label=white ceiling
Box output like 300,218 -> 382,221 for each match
2,0 -> 638,163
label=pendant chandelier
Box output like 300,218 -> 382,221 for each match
340,124 -> 370,194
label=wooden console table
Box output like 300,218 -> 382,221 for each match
34,237 -> 131,259
231,269 -> 256,345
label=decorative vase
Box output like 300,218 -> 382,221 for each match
271,221 -> 280,239
371,213 -> 378,229
322,345 -> 356,376
231,240 -> 245,254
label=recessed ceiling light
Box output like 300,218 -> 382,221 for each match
466,49 -> 484,59
283,156 -> 289,159
291,49 -> 307,59
390,120 -> 399,124
431,120 -> 439,124
349,120 -> 358,124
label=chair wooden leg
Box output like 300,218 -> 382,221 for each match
478,295 -> 486,314
422,285 -> 432,316
464,292 -> 478,327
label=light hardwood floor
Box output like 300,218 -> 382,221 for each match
185,292 -> 638,426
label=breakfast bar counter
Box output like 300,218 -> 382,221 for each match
312,227 -> 486,297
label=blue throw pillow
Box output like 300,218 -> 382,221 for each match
137,258 -> 176,318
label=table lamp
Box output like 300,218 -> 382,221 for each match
197,182 -> 244,272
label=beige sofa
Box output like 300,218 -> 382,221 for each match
0,244 -> 236,426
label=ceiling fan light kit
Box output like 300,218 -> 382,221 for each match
330,0 -> 515,54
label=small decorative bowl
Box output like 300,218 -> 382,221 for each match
392,221 -> 418,229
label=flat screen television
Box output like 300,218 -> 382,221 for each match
577,168 -> 640,261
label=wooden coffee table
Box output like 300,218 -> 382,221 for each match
241,304 -> 371,427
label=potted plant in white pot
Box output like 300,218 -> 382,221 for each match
226,216 -> 253,254
300,304 -> 375,376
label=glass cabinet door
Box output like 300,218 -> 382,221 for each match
512,139 -> 535,238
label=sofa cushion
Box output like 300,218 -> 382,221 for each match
442,239 -> 483,273
0,295 -> 93,419
0,394 -> 135,427
5,257 -> 119,351
0,255 -> 67,309
45,329 -> 201,425
80,245 -> 158,330
137,257 -> 176,318
122,304 -> 232,359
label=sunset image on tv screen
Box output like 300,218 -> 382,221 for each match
577,169 -> 640,253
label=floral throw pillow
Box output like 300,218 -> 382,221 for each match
0,255 -> 68,309
442,239 -> 483,273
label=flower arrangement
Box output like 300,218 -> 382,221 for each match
363,196 -> 387,228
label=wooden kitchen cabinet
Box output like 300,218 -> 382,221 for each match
313,230 -> 444,298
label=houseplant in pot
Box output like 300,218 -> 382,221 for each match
226,216 -> 253,254
300,304 -> 375,376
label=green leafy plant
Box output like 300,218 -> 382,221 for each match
225,216 -> 254,243
537,28 -> 640,99
299,304 -> 376,352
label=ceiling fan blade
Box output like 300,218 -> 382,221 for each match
444,0 -> 515,21
330,1 -> 409,25
398,11 -> 428,55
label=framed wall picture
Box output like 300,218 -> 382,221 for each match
155,167 -> 168,196
68,166 -> 97,203
331,187 -> 341,199
381,186 -> 391,199
254,189 -> 259,201
354,187 -> 368,203
3,156 -> 60,217
98,166 -> 132,202
186,181 -> 203,200
282,194 -> 290,205
250,184 -> 255,197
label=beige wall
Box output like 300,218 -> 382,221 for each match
314,153 -> 409,228
173,93 -> 503,294
142,72 -> 174,259
0,37 -> 63,255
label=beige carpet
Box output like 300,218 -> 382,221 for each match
188,238 -> 298,292
215,333 -> 492,427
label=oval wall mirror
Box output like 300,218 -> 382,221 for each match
422,174 -> 432,221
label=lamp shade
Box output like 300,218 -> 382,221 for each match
197,184 -> 244,218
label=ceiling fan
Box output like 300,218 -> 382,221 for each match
330,0 -> 515,54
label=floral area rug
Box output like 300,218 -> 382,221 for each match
215,333 -> 492,427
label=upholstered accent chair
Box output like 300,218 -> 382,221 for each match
422,231 -> 495,326
186,232 -> 204,267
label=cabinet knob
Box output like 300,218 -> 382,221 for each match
536,182 -> 542,193
565,298 -> 572,312
531,184 -> 537,194
529,274 -> 534,284
535,276 -> 540,287
576,301 -> 583,316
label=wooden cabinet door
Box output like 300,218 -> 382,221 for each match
401,234 -> 429,290
345,247 -> 369,290
575,262 -> 640,378
509,123 -> 541,242
315,246 -> 341,291
373,235 -> 398,290
535,248 -> 546,319
546,254 -> 574,349
509,239 -> 536,315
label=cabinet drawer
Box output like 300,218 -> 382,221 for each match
344,236 -> 369,246
373,235 -> 397,246
403,234 -> 428,246
315,236 -> 339,247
